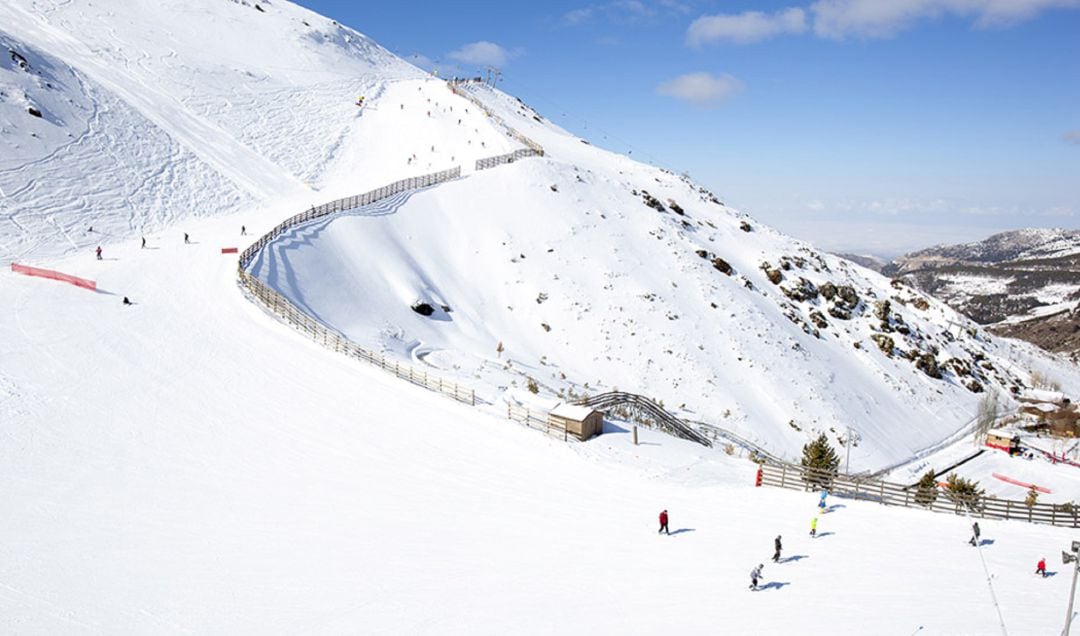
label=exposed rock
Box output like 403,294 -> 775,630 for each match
809,310 -> 829,329
915,353 -> 942,379
871,334 -> 895,356
711,257 -> 733,275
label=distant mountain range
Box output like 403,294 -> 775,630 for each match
840,229 -> 1080,362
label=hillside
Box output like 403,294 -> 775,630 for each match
5,1 -> 1080,470
3,1 -> 1080,630
250,79 -> 1080,469
884,229 -> 1080,361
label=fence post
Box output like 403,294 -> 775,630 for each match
879,481 -> 885,506
780,465 -> 787,488
1006,500 -> 1011,521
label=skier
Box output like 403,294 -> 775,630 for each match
969,522 -> 981,547
241,225 -> 247,236
819,490 -> 828,512
95,246 -> 102,260
1037,557 -> 1047,577
773,535 -> 782,562
810,516 -> 818,537
184,232 -> 190,244
658,509 -> 669,535
141,236 -> 146,249
122,296 -> 132,306
749,564 -> 763,591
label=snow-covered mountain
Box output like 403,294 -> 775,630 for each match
884,229 -> 1080,361
4,0 -> 1079,471
5,2 -> 1080,631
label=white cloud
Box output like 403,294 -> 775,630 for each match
447,41 -> 518,67
810,0 -> 1080,39
563,7 -> 595,25
1064,130 -> 1080,145
563,0 -> 691,25
687,8 -> 807,45
403,53 -> 435,72
656,72 -> 743,107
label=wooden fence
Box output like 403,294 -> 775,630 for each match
447,82 -> 546,159
507,404 -> 570,441
759,461 -> 1080,528
476,148 -> 543,171
238,168 -> 460,271
237,167 -> 476,406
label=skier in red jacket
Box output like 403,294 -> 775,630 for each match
1037,558 -> 1047,577
658,509 -> 669,535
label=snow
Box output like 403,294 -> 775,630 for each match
550,402 -> 596,421
4,0 -> 1080,632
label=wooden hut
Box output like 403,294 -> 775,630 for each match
985,432 -> 1019,454
549,403 -> 603,441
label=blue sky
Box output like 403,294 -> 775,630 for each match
296,0 -> 1080,256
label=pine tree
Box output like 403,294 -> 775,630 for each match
944,472 -> 985,512
801,433 -> 840,488
914,469 -> 938,507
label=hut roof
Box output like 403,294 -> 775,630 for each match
550,403 -> 596,421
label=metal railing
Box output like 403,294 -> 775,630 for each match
575,391 -> 713,448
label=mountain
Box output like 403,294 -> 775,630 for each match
3,1 -> 1080,631
835,252 -> 888,273
883,229 -> 1080,360
4,1 -> 1079,471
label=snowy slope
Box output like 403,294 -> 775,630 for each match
249,79 -> 1080,470
4,2 -> 1080,631
0,221 -> 1077,634
0,0 -> 420,261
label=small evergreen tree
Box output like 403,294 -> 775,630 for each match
914,469 -> 938,507
526,376 -> 539,394
944,472 -> 985,512
801,433 -> 840,488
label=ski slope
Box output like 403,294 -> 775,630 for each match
4,1 -> 1080,632
1,217 -> 1077,633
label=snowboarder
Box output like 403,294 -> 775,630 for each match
969,522 -> 981,546
819,490 -> 828,512
141,236 -> 146,249
749,564 -> 763,591
773,535 -> 782,562
241,225 -> 246,236
122,296 -> 132,306
1037,557 -> 1047,577
95,246 -> 102,260
183,232 -> 189,244
658,509 -> 669,535
810,517 -> 818,537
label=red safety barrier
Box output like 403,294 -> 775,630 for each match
11,263 -> 96,291
755,466 -> 763,487
992,473 -> 1052,494
221,247 -> 238,254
